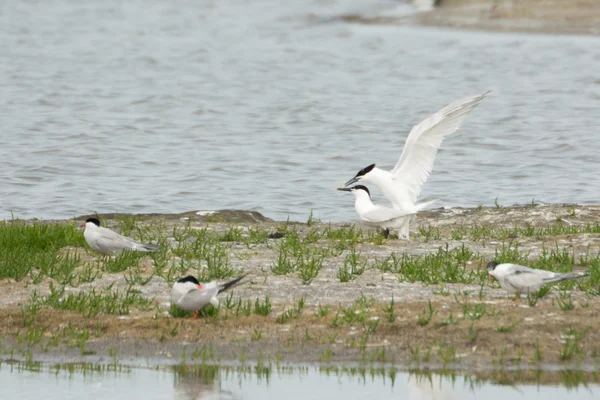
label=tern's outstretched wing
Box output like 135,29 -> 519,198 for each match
390,92 -> 489,203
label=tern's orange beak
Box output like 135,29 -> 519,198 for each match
197,285 -> 204,290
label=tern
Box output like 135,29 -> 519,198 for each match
171,274 -> 248,318
342,92 -> 489,238
337,185 -> 415,238
82,217 -> 161,255
487,261 -> 589,300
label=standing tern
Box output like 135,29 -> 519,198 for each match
171,274 -> 248,318
337,185 -> 415,238
342,92 -> 489,238
82,217 -> 161,255
487,261 -> 589,299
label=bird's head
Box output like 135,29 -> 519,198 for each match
176,275 -> 205,291
486,261 -> 499,280
82,217 -> 101,228
337,185 -> 371,200
344,164 -> 376,187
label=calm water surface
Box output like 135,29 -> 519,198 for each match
2,364 -> 599,400
1,0 -> 599,222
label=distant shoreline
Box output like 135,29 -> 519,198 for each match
416,0 -> 600,35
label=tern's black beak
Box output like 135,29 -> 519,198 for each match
336,187 -> 352,192
344,177 -> 358,187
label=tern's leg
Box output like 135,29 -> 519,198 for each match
189,310 -> 200,319
382,229 -> 390,239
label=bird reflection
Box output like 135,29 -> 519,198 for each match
173,366 -> 240,400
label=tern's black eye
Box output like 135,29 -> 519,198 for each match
355,164 -> 375,178
86,218 -> 101,227
177,275 -> 200,284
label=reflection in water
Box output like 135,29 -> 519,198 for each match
1,361 -> 599,399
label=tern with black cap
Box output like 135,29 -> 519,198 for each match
82,217 -> 161,255
342,92 -> 489,238
171,274 -> 248,318
486,261 -> 589,300
337,185 -> 415,238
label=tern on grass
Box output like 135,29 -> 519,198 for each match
342,91 -> 489,238
487,261 -> 589,300
82,218 -> 161,255
337,185 -> 415,238
171,274 -> 248,318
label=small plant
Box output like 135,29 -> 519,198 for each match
418,225 -> 441,242
315,304 -> 330,317
555,291 -> 575,311
169,303 -> 193,318
319,348 -> 333,363
417,300 -> 437,326
382,297 -> 396,323
496,319 -> 522,333
306,210 -> 320,226
253,295 -> 272,316
408,344 -> 421,363
363,318 -> 379,334
494,197 -> 504,209
466,322 -> 478,343
462,301 -> 486,320
527,286 -> 551,307
337,263 -> 353,282
534,340 -> 544,364
275,298 -> 305,324
438,342 -> 456,367
270,247 -> 294,275
251,328 -> 262,341
234,299 -> 252,317
104,251 -> 142,273
297,253 -> 323,285
434,312 -> 457,328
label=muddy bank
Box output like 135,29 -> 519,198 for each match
1,204 -> 600,372
415,0 -> 600,35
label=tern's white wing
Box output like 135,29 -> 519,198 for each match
502,264 -> 556,291
174,287 -> 219,312
390,92 -> 489,203
361,206 -> 415,224
94,226 -> 158,254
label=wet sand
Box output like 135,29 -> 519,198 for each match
415,0 -> 600,35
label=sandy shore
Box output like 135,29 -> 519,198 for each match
415,0 -> 600,35
1,203 -> 600,376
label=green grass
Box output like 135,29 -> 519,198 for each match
0,220 -> 86,281
30,283 -> 154,317
254,295 -> 272,316
373,245 -> 484,285
417,300 -> 437,326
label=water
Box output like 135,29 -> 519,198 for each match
1,0 -> 599,222
2,364 -> 599,400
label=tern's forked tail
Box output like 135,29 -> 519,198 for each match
543,270 -> 589,284
218,273 -> 250,293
